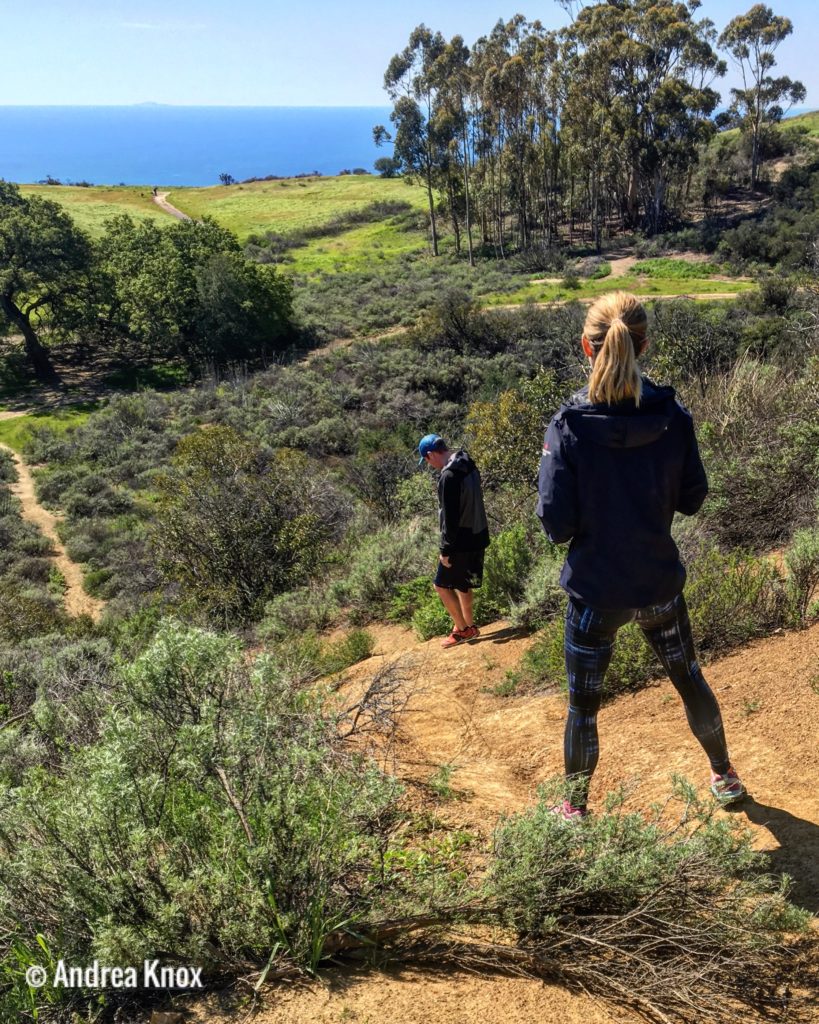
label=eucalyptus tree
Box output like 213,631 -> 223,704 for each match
718,5 -> 806,188
565,0 -> 725,234
429,35 -> 475,265
375,25 -> 447,256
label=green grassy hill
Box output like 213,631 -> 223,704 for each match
168,174 -> 429,239
22,174 -> 434,273
19,184 -> 167,235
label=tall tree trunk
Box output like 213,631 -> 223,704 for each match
461,122 -> 475,267
0,296 -> 59,381
448,177 -> 461,254
424,163 -> 439,256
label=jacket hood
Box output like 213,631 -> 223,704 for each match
561,377 -> 677,449
444,449 -> 478,475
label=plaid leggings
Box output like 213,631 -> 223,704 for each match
564,590 -> 731,804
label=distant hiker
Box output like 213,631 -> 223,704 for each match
418,434 -> 490,649
536,290 -> 745,819
152,186 -> 158,197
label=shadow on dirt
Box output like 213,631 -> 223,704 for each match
729,796 -> 819,912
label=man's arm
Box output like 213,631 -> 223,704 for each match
439,469 -> 462,555
535,416 -> 579,544
676,412 -> 708,515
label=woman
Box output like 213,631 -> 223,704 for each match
536,291 -> 744,819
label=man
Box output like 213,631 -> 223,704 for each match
417,433 -> 490,648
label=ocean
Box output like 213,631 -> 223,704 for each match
1,105 -> 812,189
0,105 -> 393,186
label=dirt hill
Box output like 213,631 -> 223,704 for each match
183,617 -> 819,1024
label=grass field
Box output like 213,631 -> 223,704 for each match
0,404 -> 97,452
780,109 -> 819,139
168,174 -> 431,242
485,272 -> 754,307
23,175 -> 434,271
19,185 -> 168,236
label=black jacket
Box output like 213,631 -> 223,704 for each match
535,377 -> 708,609
438,450 -> 490,555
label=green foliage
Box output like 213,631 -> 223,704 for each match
473,526 -> 534,622
259,586 -> 340,642
330,521 -> 436,625
0,181 -> 94,378
411,591 -> 453,640
784,525 -> 819,626
508,614 -> 656,697
694,356 -> 819,548
466,369 -> 569,490
97,213 -> 294,370
633,257 -> 722,279
0,620 -> 404,1016
508,545 -> 570,630
718,6 -> 806,187
717,159 -> 819,270
486,777 -> 809,1018
0,587 -> 67,644
397,527 -> 535,640
152,428 -> 330,626
684,541 -> 788,651
319,629 -> 375,675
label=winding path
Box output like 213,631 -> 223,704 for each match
152,190 -> 191,221
0,412 -> 104,621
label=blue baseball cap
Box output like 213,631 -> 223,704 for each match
417,433 -> 445,466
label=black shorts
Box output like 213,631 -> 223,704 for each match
433,549 -> 485,592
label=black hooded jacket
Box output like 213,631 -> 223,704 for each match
535,376 -> 708,609
438,449 -> 490,555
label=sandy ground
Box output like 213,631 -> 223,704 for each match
0,440 -> 104,620
178,616 -> 819,1024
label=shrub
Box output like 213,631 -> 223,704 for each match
411,592 -> 453,640
473,526 -> 534,622
486,777 -> 810,1022
319,628 -> 375,674
508,613 -> 657,696
393,528 -> 536,640
259,586 -> 340,642
330,521 -> 436,624
684,541 -> 789,651
784,525 -> 819,626
466,369 -> 568,490
0,619 -> 403,1018
151,427 -> 330,625
632,257 -> 722,278
509,547 -> 569,630
0,586 -> 66,643
693,356 -> 819,547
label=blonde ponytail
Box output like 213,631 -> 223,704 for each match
585,292 -> 647,406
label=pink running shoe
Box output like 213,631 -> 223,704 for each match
550,799 -> 589,822
710,765 -> 745,806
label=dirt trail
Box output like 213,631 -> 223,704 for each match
186,617 -> 819,1024
153,190 -> 191,221
0,440 -> 104,621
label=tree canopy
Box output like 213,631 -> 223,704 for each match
0,181 -> 94,379
376,1 -> 802,254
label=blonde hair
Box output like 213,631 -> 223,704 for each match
584,291 -> 648,407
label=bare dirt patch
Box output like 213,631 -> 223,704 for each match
0,442 -> 104,620
180,615 -> 818,1024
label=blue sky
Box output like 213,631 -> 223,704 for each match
1,1 -> 815,107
